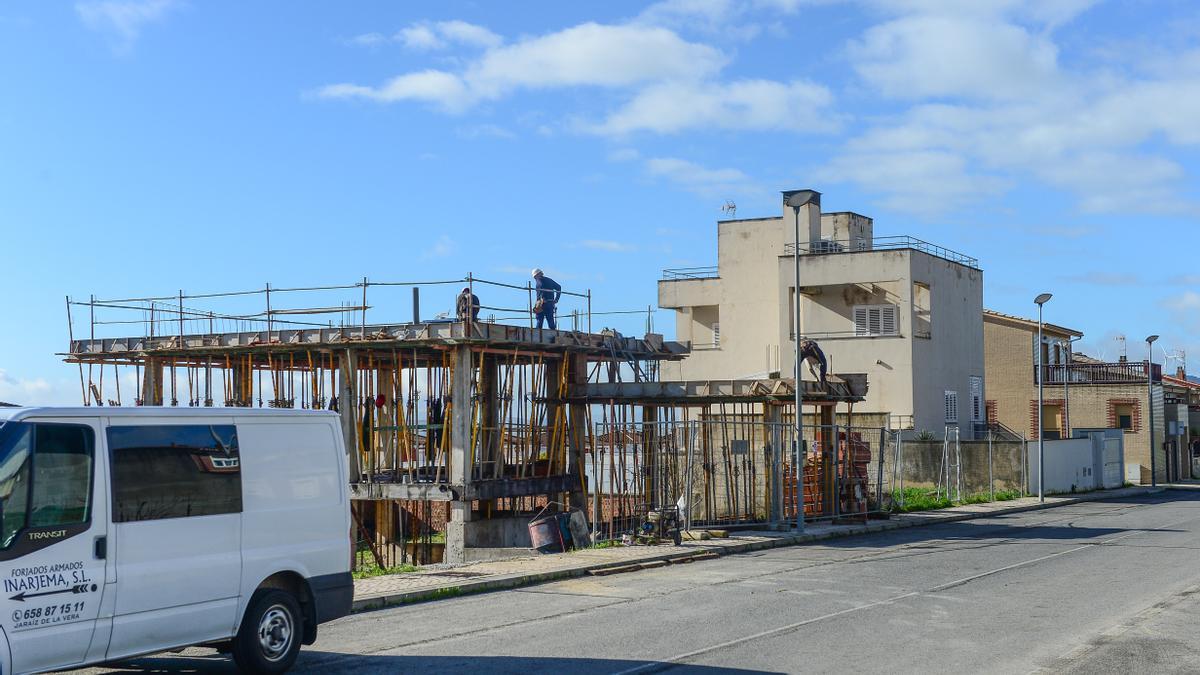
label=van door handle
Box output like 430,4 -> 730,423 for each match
94,535 -> 107,560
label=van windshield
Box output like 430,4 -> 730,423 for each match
0,422 -> 33,548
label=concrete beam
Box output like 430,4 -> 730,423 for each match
66,321 -> 688,362
571,376 -> 867,404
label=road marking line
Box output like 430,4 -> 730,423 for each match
614,511 -> 1200,675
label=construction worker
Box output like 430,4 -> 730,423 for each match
800,338 -> 828,387
456,286 -> 480,322
531,268 -> 561,330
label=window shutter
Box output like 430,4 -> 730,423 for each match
969,376 -> 983,421
712,322 -> 720,347
853,305 -> 899,336
880,306 -> 897,335
944,391 -> 959,423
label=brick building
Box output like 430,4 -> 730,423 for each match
982,310 -> 1169,484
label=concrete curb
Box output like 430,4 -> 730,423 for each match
350,486 -> 1164,612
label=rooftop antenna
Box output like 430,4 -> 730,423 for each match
721,200 -> 736,218
1165,348 -> 1186,375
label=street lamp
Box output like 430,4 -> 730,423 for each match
784,189 -> 819,533
1035,293 -> 1053,503
1147,334 -> 1159,486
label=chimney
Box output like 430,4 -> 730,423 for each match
782,189 -> 822,249
1178,366 -> 1187,380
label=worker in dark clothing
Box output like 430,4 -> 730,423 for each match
531,268 -> 561,330
799,338 -> 827,387
456,286 -> 480,322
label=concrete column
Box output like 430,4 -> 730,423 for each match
378,366 -> 395,471
765,403 -> 783,527
446,344 -> 475,564
141,358 -> 164,406
479,355 -> 500,479
544,358 -> 563,473
566,353 -> 589,512
643,406 -> 659,508
230,360 -> 251,407
819,404 -> 836,517
339,349 -> 360,481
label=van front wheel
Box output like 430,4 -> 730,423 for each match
233,589 -> 303,673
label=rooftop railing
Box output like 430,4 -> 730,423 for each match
661,266 -> 719,280
782,235 -> 980,269
1039,361 -> 1162,385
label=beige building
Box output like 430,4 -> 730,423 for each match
982,310 -> 1173,483
658,189 -> 985,437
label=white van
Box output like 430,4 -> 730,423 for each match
0,407 -> 353,674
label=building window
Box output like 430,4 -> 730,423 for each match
854,305 -> 899,337
944,391 -> 959,424
107,425 -> 242,523
969,376 -> 983,422
913,283 -> 931,339
1115,404 -> 1134,430
1107,399 -> 1140,433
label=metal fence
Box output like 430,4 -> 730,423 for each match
589,420 -> 899,537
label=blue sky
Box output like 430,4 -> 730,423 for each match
2,0 -> 1199,404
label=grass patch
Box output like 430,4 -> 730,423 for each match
353,561 -> 420,580
961,489 -> 1022,505
891,487 -> 952,512
891,487 -> 1023,513
589,539 -> 624,549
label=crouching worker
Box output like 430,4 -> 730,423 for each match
456,286 -> 480,322
799,338 -> 827,387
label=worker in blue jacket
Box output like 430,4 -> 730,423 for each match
531,268 -> 561,330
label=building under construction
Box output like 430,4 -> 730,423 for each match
63,276 -> 881,567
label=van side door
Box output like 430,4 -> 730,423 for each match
104,422 -> 243,659
0,420 -> 109,674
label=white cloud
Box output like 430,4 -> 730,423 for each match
320,22 -> 725,111
589,78 -> 836,135
348,32 -> 387,47
421,235 -> 456,259
821,148 -> 1009,214
319,70 -> 472,112
608,148 -> 640,162
0,369 -> 82,406
1165,291 -> 1200,311
848,15 -> 1062,100
825,1 -> 1200,216
644,156 -> 757,197
75,0 -> 178,48
397,21 -> 502,51
398,23 -> 443,50
635,0 -> 763,40
456,123 -> 516,140
435,20 -> 503,49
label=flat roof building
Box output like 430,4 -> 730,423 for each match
659,189 -> 985,437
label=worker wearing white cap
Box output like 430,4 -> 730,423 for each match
531,268 -> 561,330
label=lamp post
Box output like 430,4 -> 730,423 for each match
1147,335 -> 1159,486
784,190 -> 819,533
1035,293 -> 1053,502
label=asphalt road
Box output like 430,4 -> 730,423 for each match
69,490 -> 1200,674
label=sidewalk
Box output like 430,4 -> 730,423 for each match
352,486 -> 1162,612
